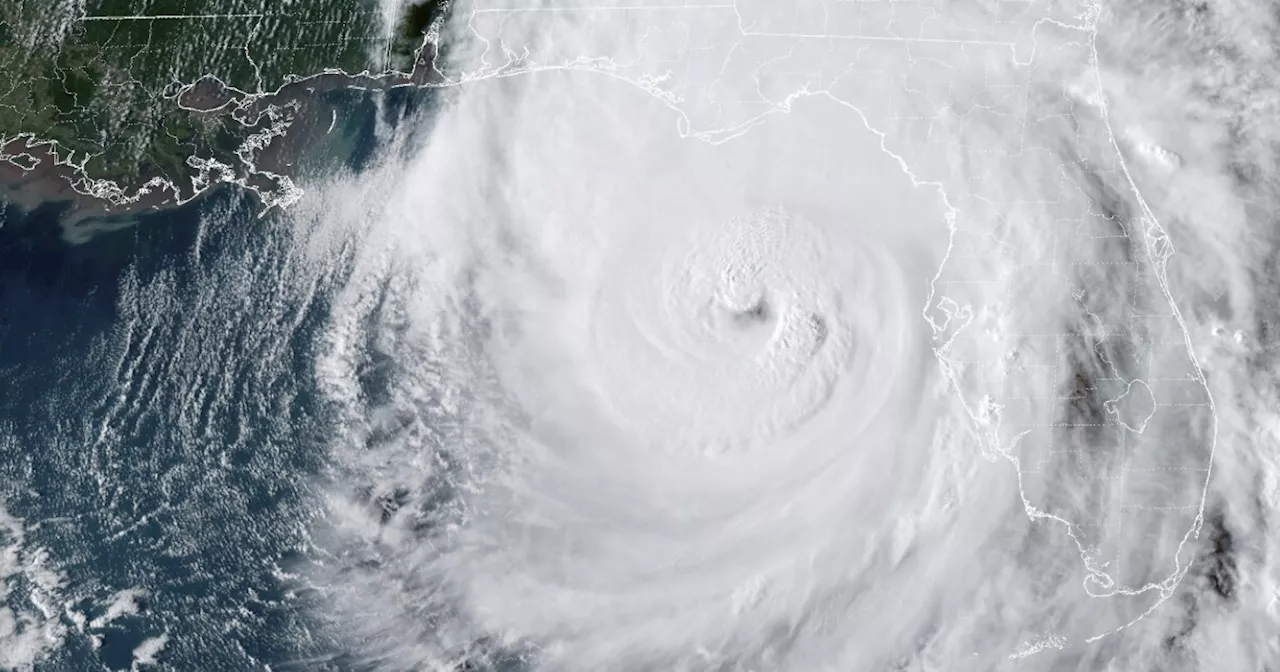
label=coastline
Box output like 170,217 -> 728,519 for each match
0,37 -> 453,245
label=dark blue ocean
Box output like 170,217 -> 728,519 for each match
0,88 -> 426,671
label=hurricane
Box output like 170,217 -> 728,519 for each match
274,2 -> 1274,670
5,0 -> 1280,670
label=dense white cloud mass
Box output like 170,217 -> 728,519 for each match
294,1 -> 1280,670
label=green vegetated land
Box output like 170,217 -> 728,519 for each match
0,0 -> 445,203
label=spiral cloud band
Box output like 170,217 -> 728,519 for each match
299,2 -> 1258,670
453,82 -> 947,663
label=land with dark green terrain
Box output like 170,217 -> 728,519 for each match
0,0 -> 450,233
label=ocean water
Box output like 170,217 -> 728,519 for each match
0,192 -> 317,668
6,3 -> 1280,670
0,88 -> 433,670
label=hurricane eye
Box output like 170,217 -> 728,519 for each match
732,297 -> 771,325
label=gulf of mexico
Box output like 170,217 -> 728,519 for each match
0,84 -> 441,671
0,187 -> 339,669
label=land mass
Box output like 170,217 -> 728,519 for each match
0,0 -> 453,239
